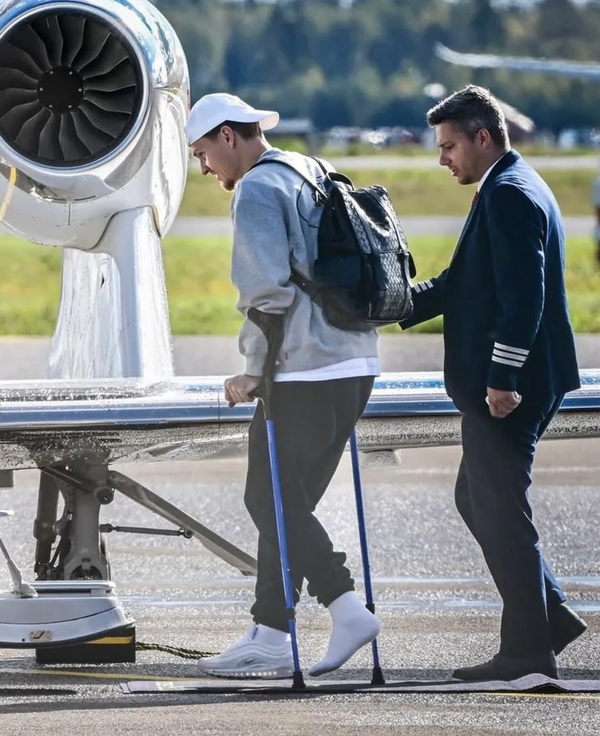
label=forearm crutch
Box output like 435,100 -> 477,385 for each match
349,430 -> 384,685
247,308 -> 305,689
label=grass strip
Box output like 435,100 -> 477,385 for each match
180,166 -> 599,218
0,233 -> 597,336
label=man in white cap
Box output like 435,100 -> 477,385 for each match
185,93 -> 380,679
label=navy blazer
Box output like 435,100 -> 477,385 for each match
403,150 -> 580,413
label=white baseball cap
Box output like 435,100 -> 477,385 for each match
185,93 -> 279,145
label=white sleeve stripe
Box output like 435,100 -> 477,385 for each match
492,356 -> 524,367
413,281 -> 433,293
494,342 -> 529,356
493,349 -> 526,364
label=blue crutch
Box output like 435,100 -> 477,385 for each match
350,430 -> 385,685
247,308 -> 305,689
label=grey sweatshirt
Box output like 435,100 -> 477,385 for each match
230,148 -> 378,377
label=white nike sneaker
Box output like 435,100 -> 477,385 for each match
197,625 -> 293,679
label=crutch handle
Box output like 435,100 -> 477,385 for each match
247,308 -> 284,418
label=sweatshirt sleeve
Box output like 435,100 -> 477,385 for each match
485,183 -> 545,391
231,182 -> 296,376
400,270 -> 447,329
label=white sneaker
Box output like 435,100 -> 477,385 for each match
198,625 -> 293,679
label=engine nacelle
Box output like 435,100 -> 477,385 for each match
0,0 -> 192,620
0,0 -> 189,248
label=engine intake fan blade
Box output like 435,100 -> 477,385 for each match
0,10 -> 144,167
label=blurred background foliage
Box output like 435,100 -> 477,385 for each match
153,0 -> 600,133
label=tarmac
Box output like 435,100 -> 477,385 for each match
1,333 -> 600,379
0,337 -> 599,734
167,214 -> 597,240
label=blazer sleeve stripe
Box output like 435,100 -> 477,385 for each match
494,342 -> 529,357
413,280 -> 433,293
493,348 -> 527,365
492,355 -> 525,367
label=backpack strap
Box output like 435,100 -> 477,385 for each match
309,156 -> 329,176
289,269 -> 322,299
311,155 -> 354,188
249,156 -> 327,199
248,155 -> 329,298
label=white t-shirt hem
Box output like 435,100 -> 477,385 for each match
274,357 -> 380,382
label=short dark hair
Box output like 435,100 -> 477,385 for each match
426,85 -> 509,148
204,120 -> 262,140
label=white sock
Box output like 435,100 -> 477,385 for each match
308,591 -> 381,677
255,624 -> 290,646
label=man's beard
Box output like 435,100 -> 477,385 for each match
221,179 -> 236,192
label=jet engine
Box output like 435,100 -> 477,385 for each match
0,0 -> 190,379
0,0 -> 189,248
0,0 -> 192,623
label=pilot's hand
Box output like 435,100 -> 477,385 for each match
224,374 -> 262,407
486,387 -> 522,418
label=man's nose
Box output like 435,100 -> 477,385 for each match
200,161 -> 210,176
438,151 -> 448,166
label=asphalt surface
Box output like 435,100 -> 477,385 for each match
2,334 -> 600,379
169,214 -> 596,239
0,340 -> 599,732
1,444 -> 600,733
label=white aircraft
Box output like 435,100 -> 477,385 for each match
0,5 -> 598,663
435,43 -> 600,80
434,43 -> 600,265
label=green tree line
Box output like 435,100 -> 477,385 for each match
152,0 -> 600,133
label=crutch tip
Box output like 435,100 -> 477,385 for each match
292,671 -> 306,689
370,666 -> 385,686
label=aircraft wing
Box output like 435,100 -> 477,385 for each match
1,371 -> 599,472
0,371 -> 598,580
435,43 -> 600,80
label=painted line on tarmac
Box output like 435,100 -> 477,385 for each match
4,669 -> 600,698
1,668 -> 198,682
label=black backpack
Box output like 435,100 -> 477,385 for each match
251,156 -> 416,331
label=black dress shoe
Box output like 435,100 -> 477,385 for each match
452,652 -> 558,682
550,603 -> 588,656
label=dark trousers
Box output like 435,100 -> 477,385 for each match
455,393 -> 565,657
244,376 -> 374,632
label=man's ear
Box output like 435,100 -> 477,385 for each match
478,128 -> 493,148
221,125 -> 236,147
